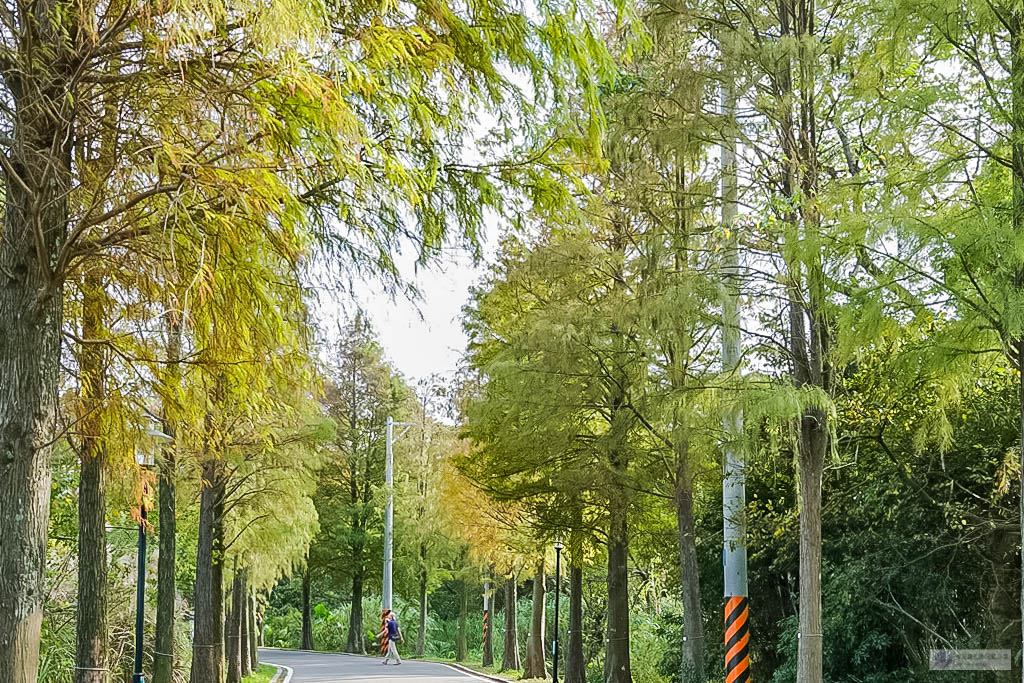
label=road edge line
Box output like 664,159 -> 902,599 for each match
440,662 -> 510,682
264,661 -> 293,683
262,649 -> 507,682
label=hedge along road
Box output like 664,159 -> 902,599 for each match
258,648 -> 502,682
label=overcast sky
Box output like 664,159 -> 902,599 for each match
354,247 -> 489,385
309,233 -> 498,390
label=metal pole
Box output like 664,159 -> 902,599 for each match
720,55 -> 750,682
553,547 -> 561,681
482,580 -> 491,666
383,416 -> 394,612
133,490 -> 148,683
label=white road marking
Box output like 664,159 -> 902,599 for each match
264,661 -> 294,683
260,648 -> 503,681
438,664 -> 497,681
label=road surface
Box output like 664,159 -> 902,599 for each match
259,648 -> 493,682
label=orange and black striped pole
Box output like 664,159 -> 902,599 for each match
721,58 -> 749,681
483,609 -> 490,659
725,597 -> 750,682
380,610 -> 389,656
482,578 -> 494,667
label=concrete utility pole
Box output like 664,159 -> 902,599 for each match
383,416 -> 412,612
482,580 -> 493,667
720,66 -> 750,683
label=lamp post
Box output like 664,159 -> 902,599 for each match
133,424 -> 173,683
383,416 -> 412,612
552,538 -> 564,682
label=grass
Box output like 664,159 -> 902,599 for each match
242,664 -> 278,683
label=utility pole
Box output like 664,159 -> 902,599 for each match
721,58 -> 750,683
383,416 -> 412,612
482,578 -> 493,667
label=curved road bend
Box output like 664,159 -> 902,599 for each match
259,648 -> 492,683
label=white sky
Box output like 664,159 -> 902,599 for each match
317,69 -> 522,386
350,246 -> 490,385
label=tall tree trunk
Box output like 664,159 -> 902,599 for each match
605,498 -> 632,683
1015,337 -> 1024,683
257,599 -> 264,647
524,561 -> 547,679
75,271 -> 109,683
565,566 -> 585,683
248,591 -> 259,671
417,552 -> 428,657
345,568 -> 364,653
154,315 -> 182,683
501,573 -> 521,671
986,524 -> 1021,683
674,450 -> 704,682
225,590 -> 238,683
154,463 -> 178,683
1011,8 -> 1024,683
240,573 -> 251,679
604,224 -> 633,683
190,460 -> 225,683
457,578 -> 469,662
775,2 -> 826,681
227,568 -> 243,683
668,125 -> 708,683
0,62 -> 71,682
301,566 -> 314,651
796,412 -> 826,682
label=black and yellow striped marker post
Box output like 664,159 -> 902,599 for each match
725,597 -> 750,683
380,610 -> 389,655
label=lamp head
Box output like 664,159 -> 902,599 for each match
136,423 -> 173,470
146,427 -> 173,444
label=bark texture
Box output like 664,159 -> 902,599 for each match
986,523 -> 1021,683
1012,10 -> 1024,683
189,460 -> 225,683
456,579 -> 468,662
565,566 -> 585,683
74,271 -> 109,683
344,568 -> 363,653
301,566 -> 314,651
154,459 -> 178,683
796,411 -> 826,682
155,317 -> 182,683
0,37 -> 72,680
417,558 -> 428,657
248,592 -> 259,671
501,574 -> 521,671
227,569 -> 243,683
775,2 -> 827,680
523,561 -> 547,680
605,499 -> 632,683
675,451 -> 704,682
240,573 -> 251,679
603,225 -> 633,683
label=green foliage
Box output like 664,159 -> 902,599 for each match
242,664 -> 278,683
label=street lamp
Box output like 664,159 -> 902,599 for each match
552,537 -> 564,682
383,416 -> 412,612
133,424 -> 172,683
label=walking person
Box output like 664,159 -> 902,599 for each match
376,610 -> 403,665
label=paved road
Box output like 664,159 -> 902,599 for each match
259,648 -> 491,682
